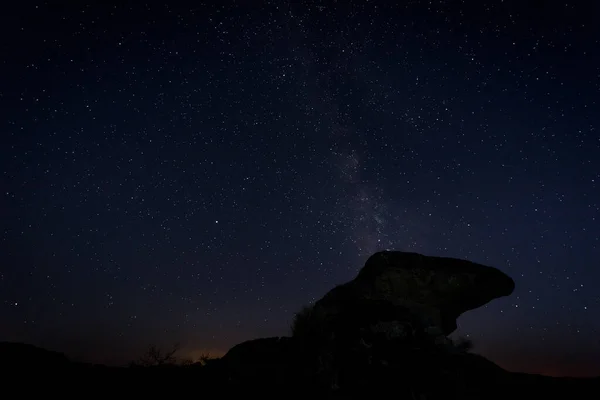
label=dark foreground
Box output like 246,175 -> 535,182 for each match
2,341 -> 599,398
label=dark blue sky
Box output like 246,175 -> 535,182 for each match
1,1 -> 598,375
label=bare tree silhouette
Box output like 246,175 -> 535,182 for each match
136,343 -> 180,367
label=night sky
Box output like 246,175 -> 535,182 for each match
1,1 -> 599,376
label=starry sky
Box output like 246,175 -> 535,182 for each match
1,1 -> 599,376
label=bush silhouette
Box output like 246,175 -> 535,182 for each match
451,336 -> 474,353
290,304 -> 314,337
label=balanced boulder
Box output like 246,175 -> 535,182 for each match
310,250 -> 515,336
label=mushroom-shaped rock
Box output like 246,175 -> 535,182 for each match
311,251 -> 515,335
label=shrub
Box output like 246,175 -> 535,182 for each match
290,304 -> 315,337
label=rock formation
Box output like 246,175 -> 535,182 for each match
307,250 -> 515,337
221,250 -> 516,395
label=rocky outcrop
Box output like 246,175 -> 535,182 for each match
223,337 -> 295,365
219,337 -> 303,390
218,251 -> 517,395
309,251 -> 515,336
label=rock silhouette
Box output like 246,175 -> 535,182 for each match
311,250 -> 516,336
220,250 -> 518,395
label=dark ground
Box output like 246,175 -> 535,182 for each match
2,342 -> 599,398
